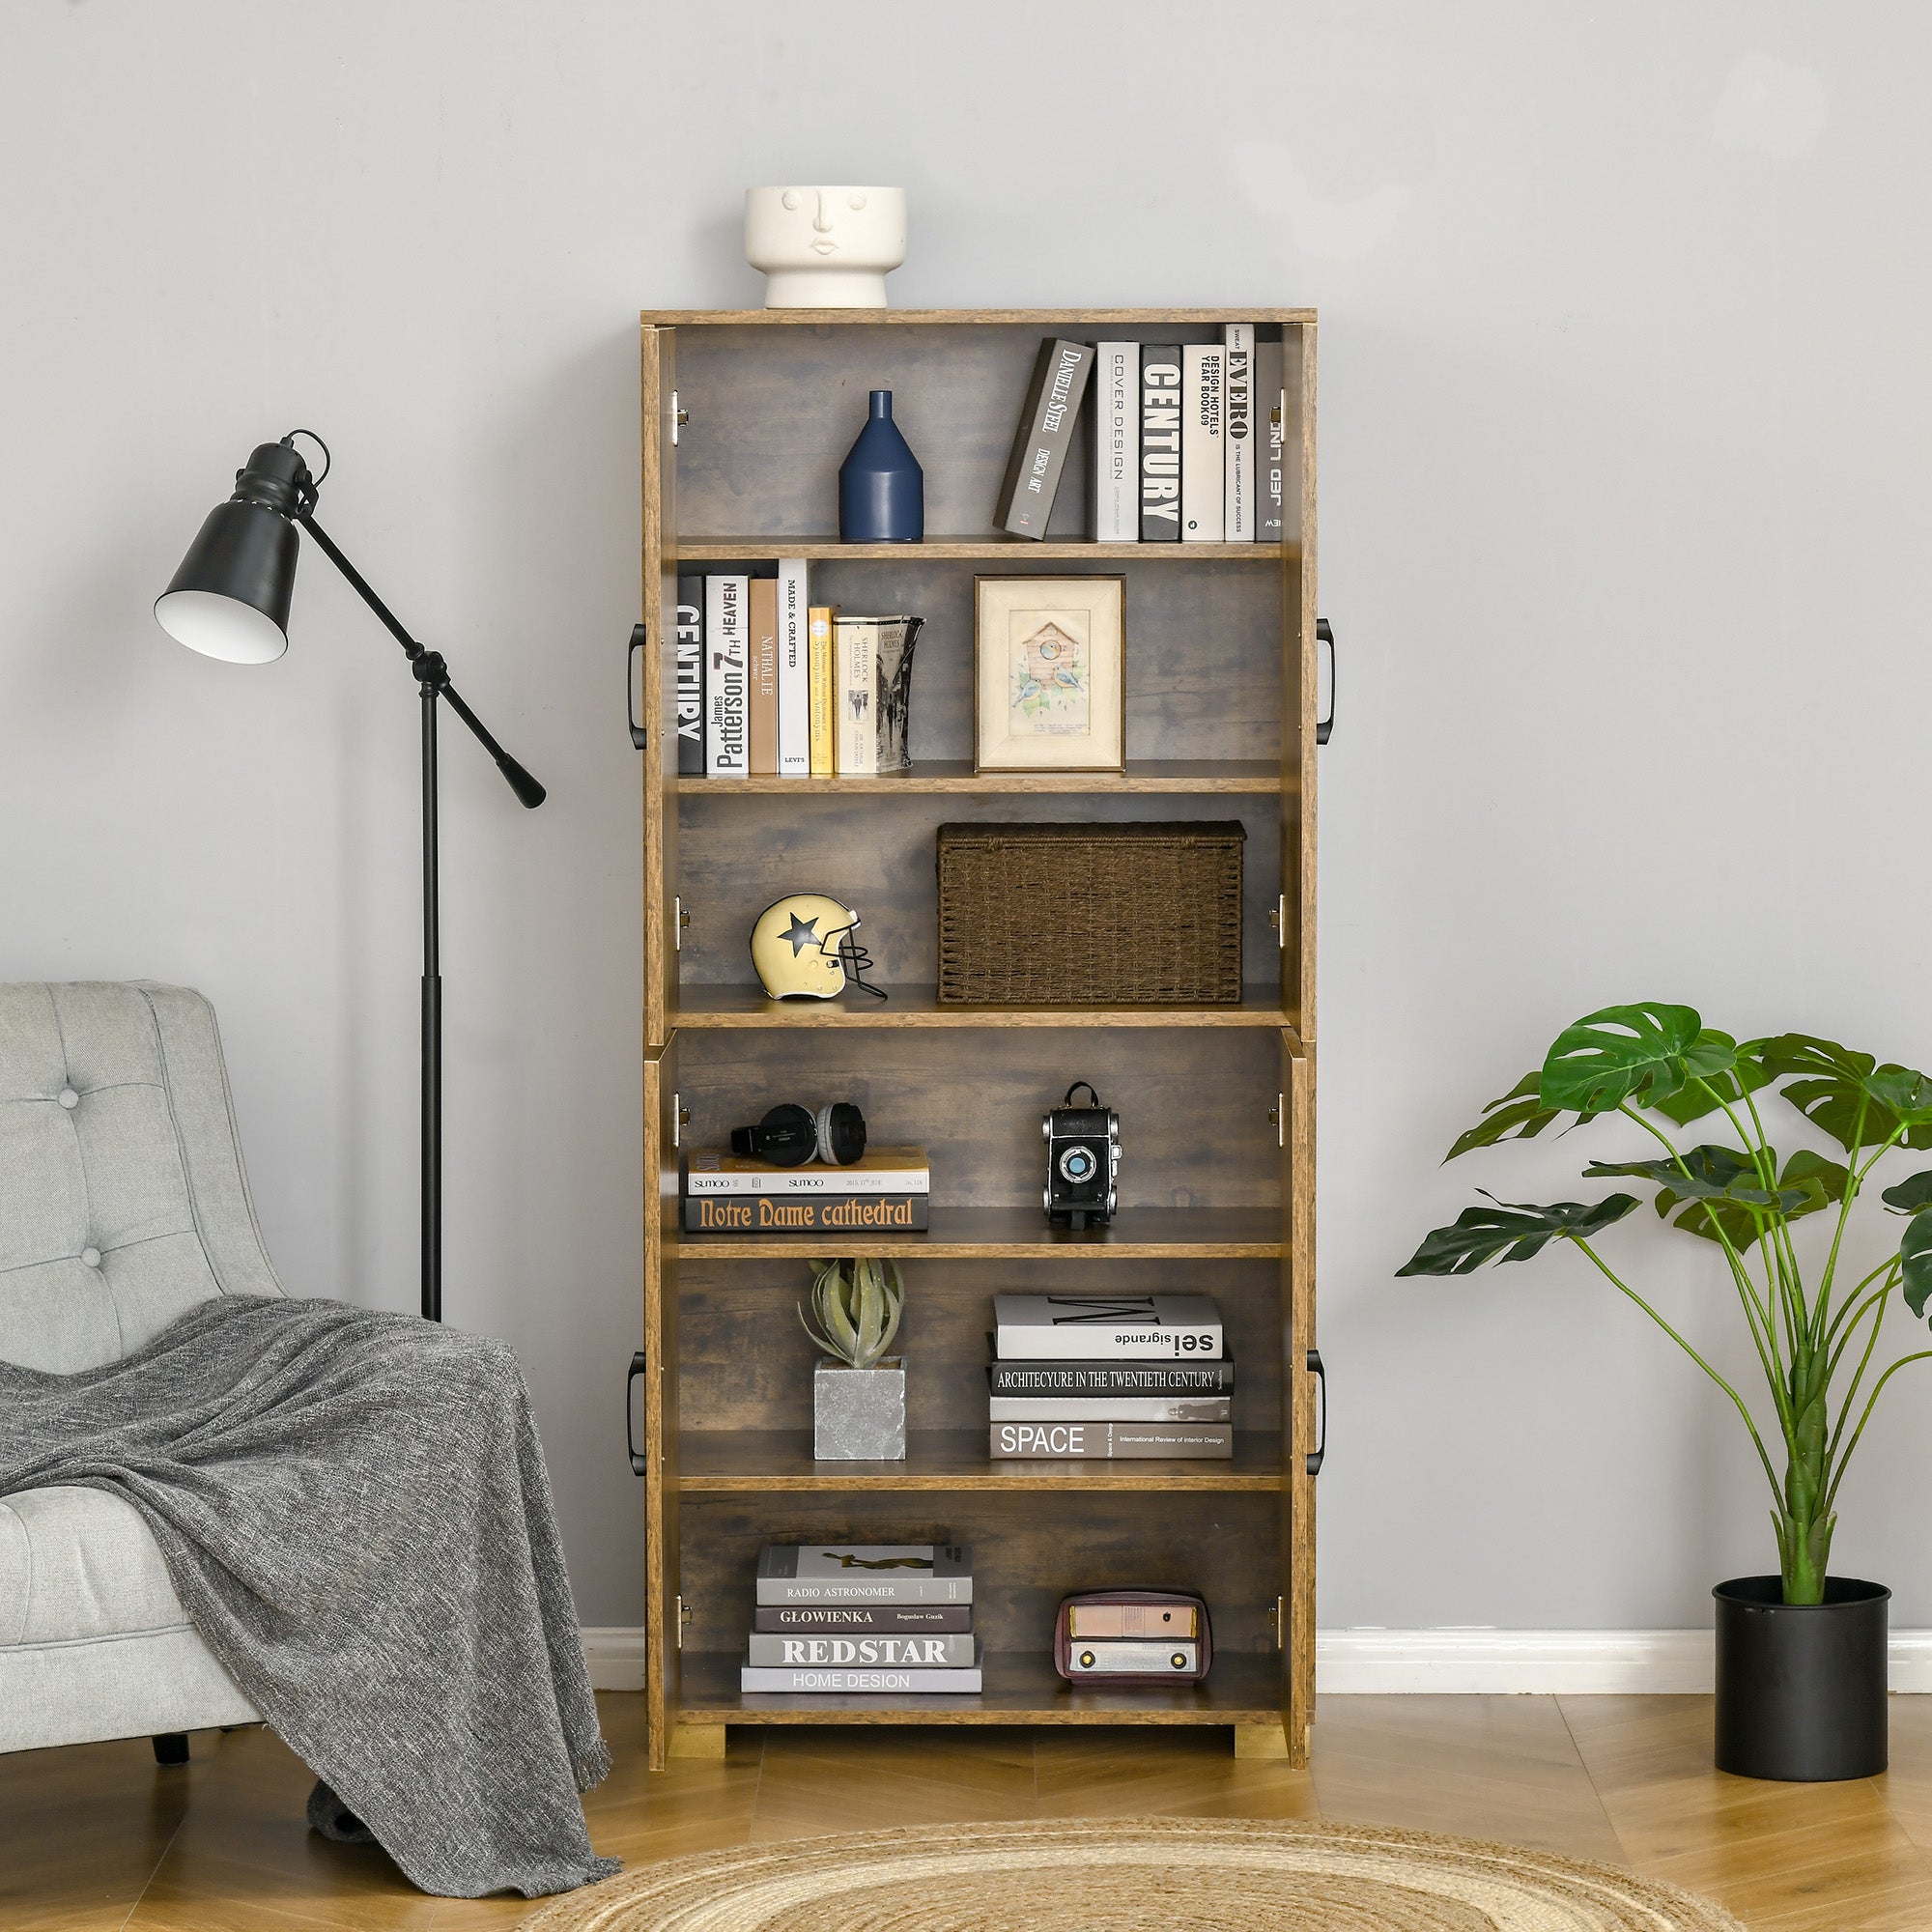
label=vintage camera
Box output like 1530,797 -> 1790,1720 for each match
1041,1082 -> 1120,1230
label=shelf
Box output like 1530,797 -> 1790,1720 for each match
645,307 -> 1316,328
673,536 -> 1290,562
674,1204 -> 1282,1260
678,1429 -> 1283,1493
673,1648 -> 1286,1726
673,984 -> 1298,1033
676,759 -> 1288,796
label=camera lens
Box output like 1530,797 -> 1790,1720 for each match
1058,1146 -> 1096,1183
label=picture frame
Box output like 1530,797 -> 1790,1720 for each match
973,575 -> 1126,774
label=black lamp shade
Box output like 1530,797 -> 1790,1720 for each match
156,498 -> 299,664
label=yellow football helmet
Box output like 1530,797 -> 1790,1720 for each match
750,894 -> 883,1001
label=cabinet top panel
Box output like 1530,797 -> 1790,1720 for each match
641,307 -> 1317,327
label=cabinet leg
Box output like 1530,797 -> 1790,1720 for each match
668,1722 -> 728,1760
1233,1721 -> 1291,1760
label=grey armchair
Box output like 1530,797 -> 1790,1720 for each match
1,982 -> 275,1755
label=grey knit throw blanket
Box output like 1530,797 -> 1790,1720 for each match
0,1295 -> 618,1899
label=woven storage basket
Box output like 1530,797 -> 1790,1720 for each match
935,821 -> 1245,1006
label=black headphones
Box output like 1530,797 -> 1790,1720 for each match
729,1102 -> 867,1168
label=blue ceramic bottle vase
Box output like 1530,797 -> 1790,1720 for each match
838,390 -> 924,543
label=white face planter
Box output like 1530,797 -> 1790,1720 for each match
745,186 -> 908,309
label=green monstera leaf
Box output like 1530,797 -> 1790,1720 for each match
1397,1192 -> 1638,1276
1760,1036 -> 1932,1153
1637,1148 -> 1849,1251
1446,1071 -> 1573,1161
1539,1005 -> 1736,1117
1574,1145 -> 1849,1251
1644,1039 -> 1774,1127
1582,1143 -> 1791,1206
1900,1209 -> 1932,1321
1882,1170 -> 1932,1215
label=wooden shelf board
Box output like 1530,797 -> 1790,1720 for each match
676,759 -> 1288,796
644,308 -> 1316,328
677,1429 -> 1284,1493
673,535 -> 1290,562
674,1648 -> 1285,1725
673,984 -> 1296,1032
674,1204 -> 1282,1261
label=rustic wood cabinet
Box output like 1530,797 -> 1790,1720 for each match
637,308 -> 1319,1768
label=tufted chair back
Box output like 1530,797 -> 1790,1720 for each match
0,982 -> 283,1373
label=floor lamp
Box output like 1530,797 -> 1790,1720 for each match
155,432 -> 546,1322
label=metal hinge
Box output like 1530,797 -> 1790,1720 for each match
1268,895 -> 1285,949
674,896 -> 687,952
675,1595 -> 690,1650
671,391 -> 686,444
1268,1094 -> 1284,1148
1267,1596 -> 1284,1650
672,1094 -> 691,1150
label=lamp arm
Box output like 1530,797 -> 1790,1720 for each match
298,513 -> 420,660
298,512 -> 546,810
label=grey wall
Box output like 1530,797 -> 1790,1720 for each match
3,1 -> 1927,1630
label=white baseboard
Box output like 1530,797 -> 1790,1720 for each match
582,1625 -> 1932,1697
1317,1627 -> 1932,1694
582,1627 -> 647,1691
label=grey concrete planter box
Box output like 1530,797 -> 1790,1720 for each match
813,1358 -> 907,1461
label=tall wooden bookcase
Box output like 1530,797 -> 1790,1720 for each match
637,308 -> 1318,1770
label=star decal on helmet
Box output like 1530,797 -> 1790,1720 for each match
781,914 -> 821,956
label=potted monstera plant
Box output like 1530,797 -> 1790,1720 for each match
1403,1005 -> 1932,1780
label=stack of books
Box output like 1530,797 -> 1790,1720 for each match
675,561 -> 921,781
741,1544 -> 981,1693
680,1146 -> 930,1234
995,325 -> 1285,545
986,1294 -> 1234,1460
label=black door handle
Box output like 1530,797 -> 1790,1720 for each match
627,624 -> 647,750
1316,619 -> 1336,746
627,1349 -> 649,1474
1307,1348 -> 1326,1476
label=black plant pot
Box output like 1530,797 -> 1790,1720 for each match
1713,1576 -> 1889,1780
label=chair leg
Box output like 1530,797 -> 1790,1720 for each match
152,1732 -> 189,1766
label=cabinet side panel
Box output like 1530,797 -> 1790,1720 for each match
1290,322 -> 1318,1042
643,1038 -> 682,1766
642,326 -> 679,1045
1283,1040 -> 1316,1763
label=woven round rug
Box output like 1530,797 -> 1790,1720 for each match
517,1817 -> 1742,1931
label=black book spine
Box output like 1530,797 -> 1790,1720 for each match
1252,341 -> 1285,544
684,1194 -> 929,1233
675,574 -> 705,775
986,1357 -> 1235,1395
995,339 -> 1094,538
1140,344 -> 1182,541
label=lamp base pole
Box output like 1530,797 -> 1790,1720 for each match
293,510 -> 543,1328
420,678 -> 442,1324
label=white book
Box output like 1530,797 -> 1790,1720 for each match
992,1293 -> 1224,1360
755,1543 -> 973,1605
835,617 -> 878,774
1222,323 -> 1255,541
703,574 -> 749,776
1092,342 -> 1139,542
776,556 -> 810,775
1181,345 -> 1225,541
740,1646 -> 983,1694
684,1148 -> 931,1195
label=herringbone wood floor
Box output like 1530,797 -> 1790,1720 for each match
8,1694 -> 1932,1930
